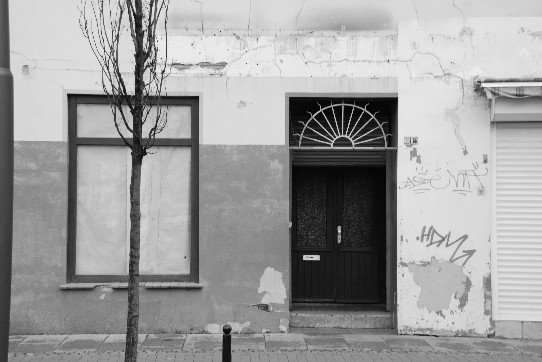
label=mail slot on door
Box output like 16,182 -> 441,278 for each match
303,255 -> 320,261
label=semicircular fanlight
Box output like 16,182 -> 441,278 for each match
293,102 -> 390,148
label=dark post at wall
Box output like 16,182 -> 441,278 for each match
0,0 -> 13,360
222,325 -> 232,362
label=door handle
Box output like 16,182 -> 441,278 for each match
337,226 -> 342,244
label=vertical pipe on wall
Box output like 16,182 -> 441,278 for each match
0,0 -> 13,360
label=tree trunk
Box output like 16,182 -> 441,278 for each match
126,1 -> 145,360
125,147 -> 143,362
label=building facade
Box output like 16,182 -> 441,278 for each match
9,0 -> 542,338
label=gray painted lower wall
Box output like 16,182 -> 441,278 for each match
10,142 -> 290,334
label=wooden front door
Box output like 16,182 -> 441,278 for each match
291,167 -> 386,303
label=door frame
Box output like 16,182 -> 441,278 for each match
289,149 -> 397,312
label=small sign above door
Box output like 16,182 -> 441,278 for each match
303,255 -> 320,261
404,136 -> 418,146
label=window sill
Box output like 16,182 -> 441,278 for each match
59,282 -> 203,290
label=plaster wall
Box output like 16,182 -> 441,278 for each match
12,142 -> 290,334
396,17 -> 542,336
10,30 -> 398,332
8,0 -> 542,337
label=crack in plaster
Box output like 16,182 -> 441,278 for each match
451,0 -> 465,17
410,0 -> 419,22
191,0 -> 205,34
247,0 -> 252,34
294,0 -> 307,29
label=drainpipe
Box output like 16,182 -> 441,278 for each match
0,0 -> 13,360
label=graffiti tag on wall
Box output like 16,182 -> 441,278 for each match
417,225 -> 476,266
400,163 -> 488,195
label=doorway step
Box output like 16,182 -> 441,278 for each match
290,304 -> 393,329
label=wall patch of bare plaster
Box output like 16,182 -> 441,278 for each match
171,61 -> 228,74
258,267 -> 287,305
99,286 -> 113,300
204,321 -> 251,334
408,258 -> 471,313
279,318 -> 289,333
409,147 -> 422,164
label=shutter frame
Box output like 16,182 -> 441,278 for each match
494,122 -> 542,321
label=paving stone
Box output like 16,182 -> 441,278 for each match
141,334 -> 185,351
10,335 -> 68,354
304,335 -> 349,350
383,337 -> 433,351
507,340 -> 542,354
232,334 -> 265,350
471,339 -> 518,353
424,337 -> 474,352
55,334 -> 108,352
183,335 -> 222,351
97,334 -> 147,352
343,335 -> 390,351
22,335 -> 69,344
265,334 -> 306,350
10,342 -> 61,354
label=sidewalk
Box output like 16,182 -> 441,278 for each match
8,330 -> 542,361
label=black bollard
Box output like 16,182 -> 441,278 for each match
222,324 -> 232,362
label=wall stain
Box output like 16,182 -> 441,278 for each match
171,61 -> 228,71
483,273 -> 492,316
408,258 -> 471,313
409,147 -> 422,164
445,107 -> 468,156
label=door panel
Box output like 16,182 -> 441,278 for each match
292,167 -> 386,303
292,168 -> 334,301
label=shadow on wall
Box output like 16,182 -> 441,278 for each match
167,1 -> 393,31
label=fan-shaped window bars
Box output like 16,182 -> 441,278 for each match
290,99 -> 392,149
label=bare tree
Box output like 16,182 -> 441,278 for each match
79,0 -> 170,360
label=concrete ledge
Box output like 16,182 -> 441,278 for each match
59,283 -> 97,290
60,282 -> 204,290
495,321 -> 522,339
144,282 -> 203,289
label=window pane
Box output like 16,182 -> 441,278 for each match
77,104 -> 130,138
77,104 -> 191,139
143,106 -> 191,139
76,146 -> 128,275
139,146 -> 191,275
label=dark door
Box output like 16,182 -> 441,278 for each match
291,167 -> 386,303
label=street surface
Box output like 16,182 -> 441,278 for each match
8,330 -> 542,361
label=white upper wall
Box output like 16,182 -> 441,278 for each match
8,0 -> 542,142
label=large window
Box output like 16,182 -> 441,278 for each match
67,95 -> 199,283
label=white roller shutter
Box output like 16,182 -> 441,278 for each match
495,122 -> 542,321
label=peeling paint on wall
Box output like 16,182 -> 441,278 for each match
279,318 -> 289,333
258,267 -> 287,305
204,323 -> 222,334
408,258 -> 471,313
483,274 -> 492,317
99,286 -> 113,301
409,147 -> 422,164
204,322 -> 250,334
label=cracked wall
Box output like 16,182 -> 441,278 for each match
8,0 -> 542,337
396,17 -> 542,336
